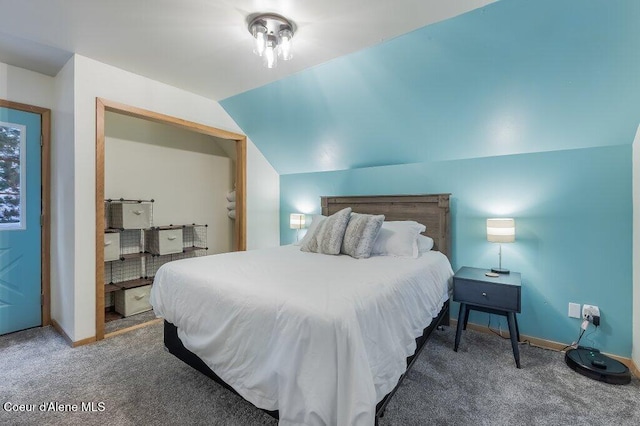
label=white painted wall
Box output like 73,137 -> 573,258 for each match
0,62 -> 54,108
246,141 -> 282,249
50,57 -> 76,336
104,112 -> 234,254
64,54 -> 279,341
632,124 -> 640,370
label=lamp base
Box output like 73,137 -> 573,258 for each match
491,267 -> 510,274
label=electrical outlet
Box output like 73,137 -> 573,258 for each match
568,302 -> 581,318
582,304 -> 600,320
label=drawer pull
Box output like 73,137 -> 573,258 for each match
132,210 -> 144,215
104,241 -> 112,246
482,292 -> 487,297
134,294 -> 145,301
167,236 -> 177,241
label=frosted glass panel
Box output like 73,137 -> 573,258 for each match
0,122 -> 26,229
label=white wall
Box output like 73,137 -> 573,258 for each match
63,54 -> 279,341
633,124 -> 640,370
51,57 -> 76,336
0,62 -> 54,108
246,140 -> 282,249
105,112 -> 234,254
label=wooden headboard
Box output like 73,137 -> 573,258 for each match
321,194 -> 451,260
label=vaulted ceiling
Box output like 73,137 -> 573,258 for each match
3,0 -> 637,179
0,0 -> 494,100
221,0 -> 640,175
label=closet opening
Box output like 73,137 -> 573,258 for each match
95,98 -> 246,341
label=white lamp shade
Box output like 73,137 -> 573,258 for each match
487,218 -> 515,243
290,213 -> 306,230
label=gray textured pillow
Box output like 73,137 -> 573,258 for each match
295,214 -> 326,246
300,207 -> 352,255
341,213 -> 385,259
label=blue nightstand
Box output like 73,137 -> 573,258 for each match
453,266 -> 522,368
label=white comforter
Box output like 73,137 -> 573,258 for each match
150,245 -> 453,426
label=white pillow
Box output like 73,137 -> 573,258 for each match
417,234 -> 434,253
372,221 -> 426,258
295,214 -> 326,246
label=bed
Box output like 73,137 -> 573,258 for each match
151,194 -> 453,425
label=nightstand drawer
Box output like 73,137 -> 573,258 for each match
454,279 -> 520,312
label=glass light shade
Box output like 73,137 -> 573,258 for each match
264,35 -> 278,68
252,24 -> 267,56
487,218 -> 515,243
290,213 -> 306,229
279,28 -> 293,60
248,14 -> 295,68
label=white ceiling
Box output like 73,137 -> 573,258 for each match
0,0 -> 495,101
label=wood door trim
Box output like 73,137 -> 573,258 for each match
0,99 -> 51,328
95,98 -> 247,341
103,317 -> 163,339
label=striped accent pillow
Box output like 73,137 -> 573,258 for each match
341,213 -> 385,259
300,207 -> 352,255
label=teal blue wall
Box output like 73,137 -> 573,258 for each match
280,145 -> 633,356
222,0 -> 640,175
220,0 -> 639,357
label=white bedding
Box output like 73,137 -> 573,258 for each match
150,245 -> 453,426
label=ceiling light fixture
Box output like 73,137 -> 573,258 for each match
248,13 -> 295,69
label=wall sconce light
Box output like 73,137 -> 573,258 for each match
248,13 -> 295,69
486,218 -> 515,274
290,213 -> 306,242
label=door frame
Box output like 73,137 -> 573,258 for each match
95,98 -> 247,341
0,99 -> 51,329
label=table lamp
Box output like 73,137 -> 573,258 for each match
290,213 -> 306,242
486,218 -> 515,274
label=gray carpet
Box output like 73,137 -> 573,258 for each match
1,323 -> 638,425
104,310 -> 159,334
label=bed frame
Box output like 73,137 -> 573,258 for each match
321,194 -> 450,260
164,193 -> 452,424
